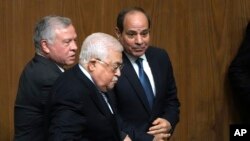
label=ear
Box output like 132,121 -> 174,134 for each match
115,27 -> 121,39
40,40 -> 50,54
88,59 -> 96,72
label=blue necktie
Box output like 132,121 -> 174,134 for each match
135,58 -> 154,108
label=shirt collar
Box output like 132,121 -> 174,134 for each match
56,65 -> 64,72
124,52 -> 147,63
78,64 -> 94,83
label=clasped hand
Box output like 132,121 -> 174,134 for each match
147,118 -> 172,141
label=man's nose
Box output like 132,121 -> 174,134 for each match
114,68 -> 121,76
71,41 -> 78,50
135,35 -> 143,44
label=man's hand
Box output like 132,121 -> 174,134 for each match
152,133 -> 171,141
123,135 -> 132,141
147,118 -> 172,140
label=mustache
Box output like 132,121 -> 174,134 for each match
112,77 -> 118,82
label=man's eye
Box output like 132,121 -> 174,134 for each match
141,31 -> 149,36
127,33 -> 134,36
64,40 -> 71,45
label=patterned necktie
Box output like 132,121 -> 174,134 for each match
135,58 -> 154,108
101,92 -> 114,114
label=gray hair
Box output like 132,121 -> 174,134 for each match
79,32 -> 123,65
33,15 -> 72,54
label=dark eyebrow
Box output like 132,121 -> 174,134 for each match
126,29 -> 149,34
126,30 -> 137,34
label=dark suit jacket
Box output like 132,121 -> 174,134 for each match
14,54 -> 63,141
110,47 -> 180,141
228,22 -> 250,123
48,65 -> 122,141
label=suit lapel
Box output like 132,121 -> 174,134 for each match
34,54 -> 63,74
74,65 -> 121,140
105,93 -> 122,140
145,50 -> 161,111
122,54 -> 152,114
74,65 -> 113,116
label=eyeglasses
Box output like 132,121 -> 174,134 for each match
95,58 -> 124,73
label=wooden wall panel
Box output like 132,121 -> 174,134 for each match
1,0 -> 250,141
0,1 -> 14,141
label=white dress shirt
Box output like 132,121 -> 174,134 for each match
125,53 -> 156,95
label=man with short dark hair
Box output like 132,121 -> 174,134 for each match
111,7 -> 180,141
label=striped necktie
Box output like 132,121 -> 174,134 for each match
100,92 -> 114,114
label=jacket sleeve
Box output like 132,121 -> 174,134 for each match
48,84 -> 89,141
228,22 -> 250,102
